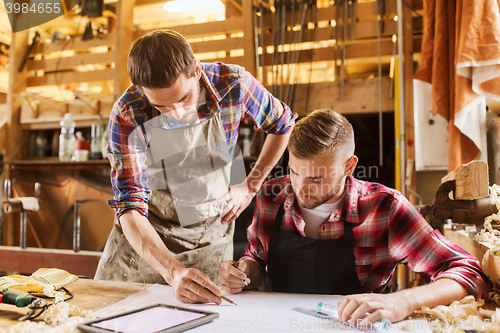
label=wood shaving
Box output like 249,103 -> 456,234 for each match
9,302 -> 93,333
415,295 -> 499,333
475,184 -> 500,245
9,317 -> 86,333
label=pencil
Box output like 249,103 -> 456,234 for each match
229,260 -> 248,286
206,287 -> 237,305
220,294 -> 237,305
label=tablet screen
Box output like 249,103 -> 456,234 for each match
91,305 -> 207,333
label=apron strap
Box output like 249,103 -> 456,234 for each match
272,204 -> 286,234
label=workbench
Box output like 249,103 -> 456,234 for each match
442,224 -> 493,262
0,279 -> 149,331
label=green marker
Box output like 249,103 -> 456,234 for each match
317,302 -> 391,331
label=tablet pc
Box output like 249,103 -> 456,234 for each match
77,303 -> 219,333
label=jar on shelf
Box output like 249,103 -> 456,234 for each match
59,113 -> 76,162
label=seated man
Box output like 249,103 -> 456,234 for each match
218,109 -> 489,325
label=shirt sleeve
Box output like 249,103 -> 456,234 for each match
388,194 -> 489,299
239,70 -> 296,135
106,101 -> 151,220
241,191 -> 269,274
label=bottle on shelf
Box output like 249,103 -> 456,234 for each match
59,113 -> 76,162
91,114 -> 106,159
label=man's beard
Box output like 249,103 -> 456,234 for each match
294,181 -> 345,210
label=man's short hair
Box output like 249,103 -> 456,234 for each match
288,109 -> 355,161
127,29 -> 196,89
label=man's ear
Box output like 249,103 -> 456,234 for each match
344,155 -> 358,177
194,60 -> 202,80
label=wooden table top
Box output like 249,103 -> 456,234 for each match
0,278 -> 150,330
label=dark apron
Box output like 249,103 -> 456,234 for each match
267,204 -> 366,295
95,113 -> 236,285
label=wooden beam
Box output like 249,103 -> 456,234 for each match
0,246 -> 101,277
259,17 -> 422,46
190,37 -> 244,54
114,0 -> 135,99
403,1 -> 416,203
27,68 -> 114,87
27,51 -> 115,72
20,114 -> 110,131
285,77 -> 394,116
242,0 -> 257,75
135,18 -> 243,40
29,34 -> 115,56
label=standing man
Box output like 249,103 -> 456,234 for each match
219,109 -> 488,324
95,30 -> 295,305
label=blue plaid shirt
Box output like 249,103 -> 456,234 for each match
106,62 -> 296,219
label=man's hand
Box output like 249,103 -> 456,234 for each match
214,182 -> 256,224
337,293 -> 412,326
169,266 -> 223,304
218,260 -> 251,294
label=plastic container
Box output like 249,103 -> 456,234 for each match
59,113 -> 76,162
91,115 -> 106,159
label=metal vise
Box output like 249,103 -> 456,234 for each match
419,180 -> 498,226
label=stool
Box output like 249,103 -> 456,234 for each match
2,179 -> 40,249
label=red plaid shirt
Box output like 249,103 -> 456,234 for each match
242,176 -> 489,298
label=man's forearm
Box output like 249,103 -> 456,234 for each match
246,132 -> 291,193
397,278 -> 468,316
120,209 -> 185,284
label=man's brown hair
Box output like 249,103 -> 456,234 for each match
288,109 -> 355,161
127,29 -> 196,89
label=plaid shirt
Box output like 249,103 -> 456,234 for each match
106,62 -> 295,219
242,176 -> 489,298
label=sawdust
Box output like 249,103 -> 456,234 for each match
415,295 -> 499,333
9,302 -> 92,333
474,184 -> 500,245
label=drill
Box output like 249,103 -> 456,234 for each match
0,288 -> 35,307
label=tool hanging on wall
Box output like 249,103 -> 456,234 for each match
285,0 -> 298,104
271,0 -> 279,96
18,31 -> 40,73
340,0 -> 348,101
349,0 -> 356,43
278,0 -> 286,100
258,1 -> 266,84
284,0 -> 296,97
253,0 -> 261,82
304,0 -> 318,114
334,0 -> 340,82
286,0 -> 308,108
375,0 -> 383,166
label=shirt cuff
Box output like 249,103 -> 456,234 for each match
433,270 -> 490,299
108,199 -> 149,220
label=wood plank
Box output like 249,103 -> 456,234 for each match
27,51 -> 115,72
190,37 -> 244,54
403,1 -> 416,204
261,1 -> 399,28
441,160 -> 489,200
0,279 -> 149,330
6,28 -> 29,247
285,77 -> 394,115
135,18 -> 244,40
0,246 -> 102,277
29,33 -> 115,56
20,114 -> 110,130
27,68 -> 114,87
114,0 -> 135,99
443,226 -> 491,262
262,39 -> 396,65
242,0 -> 257,76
